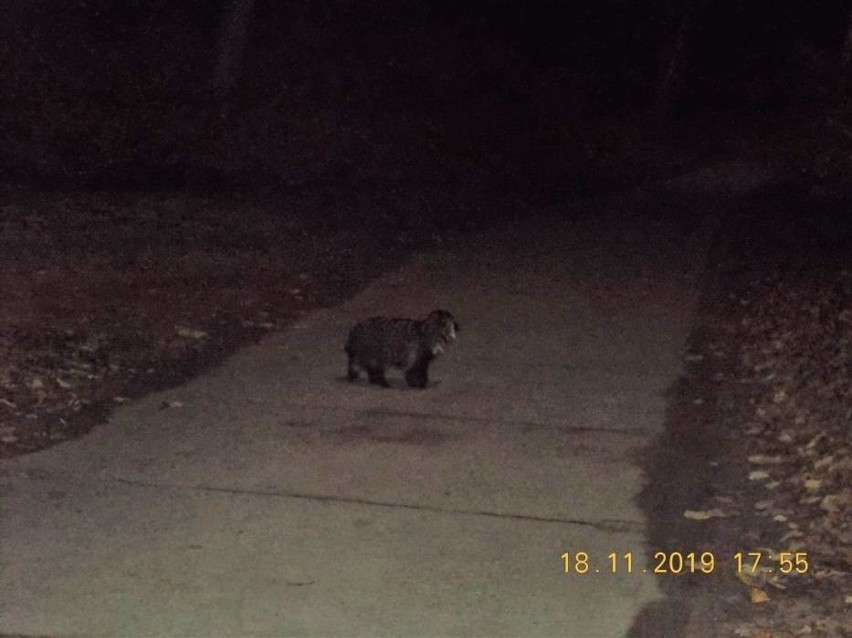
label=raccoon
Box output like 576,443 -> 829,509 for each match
345,309 -> 460,389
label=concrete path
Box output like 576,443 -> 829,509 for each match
2,186 -> 719,636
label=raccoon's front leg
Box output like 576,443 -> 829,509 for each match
405,356 -> 432,389
367,366 -> 391,388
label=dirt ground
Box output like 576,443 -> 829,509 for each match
634,188 -> 851,638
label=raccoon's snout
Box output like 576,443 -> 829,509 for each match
448,321 -> 459,340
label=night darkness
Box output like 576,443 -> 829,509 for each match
3,0 -> 851,191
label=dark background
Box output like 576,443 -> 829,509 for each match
2,0 -> 851,202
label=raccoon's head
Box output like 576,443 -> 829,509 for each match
425,309 -> 459,343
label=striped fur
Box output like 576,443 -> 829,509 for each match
345,309 -> 459,388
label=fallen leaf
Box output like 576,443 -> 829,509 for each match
175,326 -> 208,340
748,454 -> 784,464
820,493 -> 850,512
736,571 -> 754,586
813,455 -> 834,469
241,320 -> 276,329
803,478 -> 822,491
805,434 -> 825,450
749,587 -> 770,604
749,470 -> 771,481
684,508 -> 730,520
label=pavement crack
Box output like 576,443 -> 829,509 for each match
113,476 -> 643,533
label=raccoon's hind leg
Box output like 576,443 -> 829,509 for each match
347,356 -> 359,382
367,366 -> 390,388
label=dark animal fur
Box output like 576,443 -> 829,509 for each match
344,309 -> 459,388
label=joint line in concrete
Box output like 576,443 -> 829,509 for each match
112,476 -> 643,534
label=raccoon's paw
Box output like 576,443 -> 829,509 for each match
347,359 -> 360,382
367,368 -> 390,388
405,369 -> 428,389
